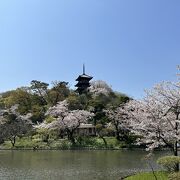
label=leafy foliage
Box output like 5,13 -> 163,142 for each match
168,172 -> 180,180
0,78 -> 132,147
157,156 -> 180,172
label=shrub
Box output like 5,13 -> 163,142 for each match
76,136 -> 95,147
168,172 -> 180,180
157,156 -> 180,172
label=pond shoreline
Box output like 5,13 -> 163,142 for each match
0,146 -> 170,151
0,147 -> 137,151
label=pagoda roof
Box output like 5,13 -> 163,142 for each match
76,74 -> 93,81
75,82 -> 91,87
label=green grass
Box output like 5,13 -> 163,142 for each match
2,137 -> 49,149
1,136 -> 132,150
125,171 -> 168,180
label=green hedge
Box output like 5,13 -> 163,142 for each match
157,156 -> 180,172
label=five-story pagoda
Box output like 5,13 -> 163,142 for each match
75,65 -> 93,94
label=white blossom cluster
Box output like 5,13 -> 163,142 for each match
37,100 -> 94,131
105,104 -> 130,133
89,80 -> 112,97
0,105 -> 33,142
125,81 -> 180,152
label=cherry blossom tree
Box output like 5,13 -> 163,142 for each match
125,81 -> 180,170
0,105 -> 33,147
37,100 -> 94,144
89,80 -> 112,97
105,104 -> 130,141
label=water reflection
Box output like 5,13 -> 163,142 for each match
0,150 -> 169,180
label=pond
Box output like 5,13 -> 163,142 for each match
0,150 -> 169,180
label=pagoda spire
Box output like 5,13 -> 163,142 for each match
83,64 -> 85,75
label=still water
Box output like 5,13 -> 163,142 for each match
0,150 -> 169,180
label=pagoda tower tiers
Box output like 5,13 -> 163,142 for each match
75,65 -> 93,94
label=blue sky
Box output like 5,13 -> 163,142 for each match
0,0 -> 180,99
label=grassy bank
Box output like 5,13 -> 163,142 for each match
124,171 -> 168,180
0,136 -> 134,150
